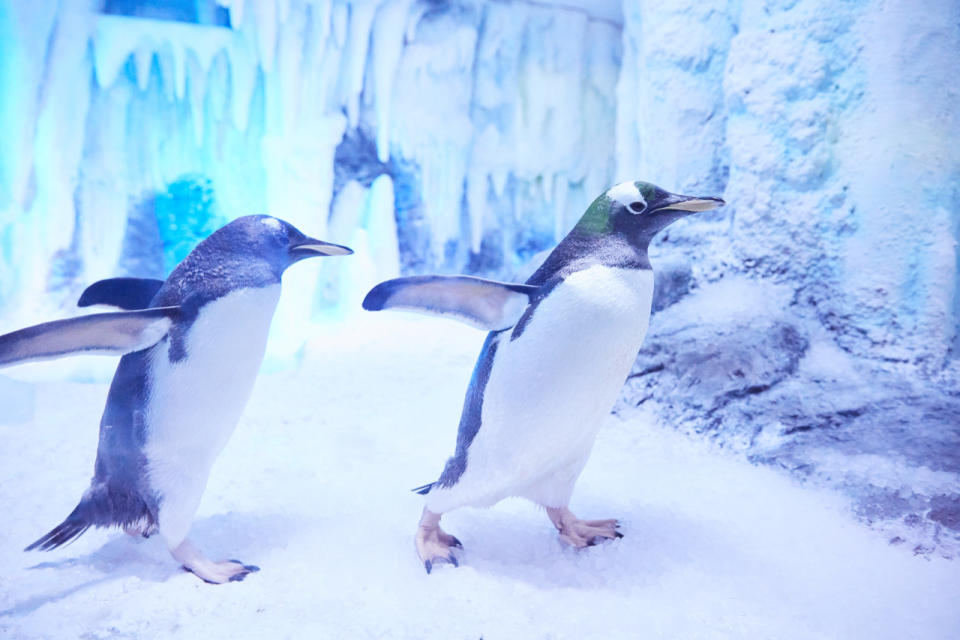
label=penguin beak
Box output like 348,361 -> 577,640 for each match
653,194 -> 726,213
289,238 -> 354,260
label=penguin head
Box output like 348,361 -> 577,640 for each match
203,215 -> 353,277
580,181 -> 725,246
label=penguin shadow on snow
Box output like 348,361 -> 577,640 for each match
0,511 -> 292,618
26,510 -> 292,578
442,499 -> 742,590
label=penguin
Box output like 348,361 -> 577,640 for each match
363,181 -> 724,572
0,215 -> 352,584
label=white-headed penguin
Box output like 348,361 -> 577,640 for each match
363,181 -> 724,572
0,215 -> 352,584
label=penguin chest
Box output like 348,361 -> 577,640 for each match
472,266 -> 654,488
144,285 -> 281,484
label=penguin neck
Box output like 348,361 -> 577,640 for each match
159,249 -> 282,307
526,227 -> 651,287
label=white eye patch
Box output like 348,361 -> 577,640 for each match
261,217 -> 282,231
606,181 -> 646,214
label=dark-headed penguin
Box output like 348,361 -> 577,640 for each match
0,215 -> 351,584
363,181 -> 724,572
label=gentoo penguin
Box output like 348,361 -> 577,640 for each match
363,181 -> 723,572
0,215 -> 351,584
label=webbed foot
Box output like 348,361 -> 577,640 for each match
415,508 -> 462,573
170,539 -> 260,584
546,507 -> 622,548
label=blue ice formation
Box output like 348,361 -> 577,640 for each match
0,0 -> 957,369
0,0 -> 622,360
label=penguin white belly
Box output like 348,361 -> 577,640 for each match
428,266 -> 654,512
144,285 -> 281,544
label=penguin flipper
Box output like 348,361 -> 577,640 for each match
362,275 -> 538,331
78,277 -> 165,310
0,307 -> 178,368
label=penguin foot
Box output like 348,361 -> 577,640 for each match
170,538 -> 260,585
415,508 -> 462,574
184,560 -> 260,584
546,507 -> 622,548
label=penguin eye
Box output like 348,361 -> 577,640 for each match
628,201 -> 645,214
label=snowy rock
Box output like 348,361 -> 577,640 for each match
618,278 -> 960,557
620,277 -> 809,446
651,259 -> 693,312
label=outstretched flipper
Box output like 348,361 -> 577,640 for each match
78,277 -> 165,310
362,275 -> 539,331
0,307 -> 178,368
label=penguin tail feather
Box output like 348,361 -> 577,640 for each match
25,486 -> 155,552
25,510 -> 91,551
411,482 -> 434,495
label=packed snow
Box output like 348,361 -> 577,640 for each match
0,314 -> 957,639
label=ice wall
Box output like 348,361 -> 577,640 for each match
1,0 -> 955,376
614,0 -> 960,556
616,0 -> 960,368
0,0 -> 621,363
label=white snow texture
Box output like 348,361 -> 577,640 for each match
1,318 -> 958,639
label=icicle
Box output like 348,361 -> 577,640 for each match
331,1 -> 348,47
187,52 -> 206,144
329,180 -> 367,242
155,43 -> 176,101
310,0 -> 333,54
172,41 -> 187,100
365,174 -> 400,281
277,10 -> 304,133
207,51 -> 230,124
28,4 -> 95,313
134,44 -> 154,91
466,168 -> 488,253
93,16 -> 144,89
343,1 -> 381,127
491,168 -> 508,198
223,0 -> 246,30
189,31 -> 231,76
404,2 -> 428,42
228,42 -> 256,131
305,1 -> 345,115
420,142 -> 470,261
552,173 -> 569,242
253,0 -> 278,72
313,179 -> 365,319
372,0 -> 414,162
613,11 -> 640,184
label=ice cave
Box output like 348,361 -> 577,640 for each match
0,0 -> 958,637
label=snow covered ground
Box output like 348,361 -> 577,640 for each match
0,314 -> 957,639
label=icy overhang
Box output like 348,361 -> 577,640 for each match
538,0 -> 623,24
